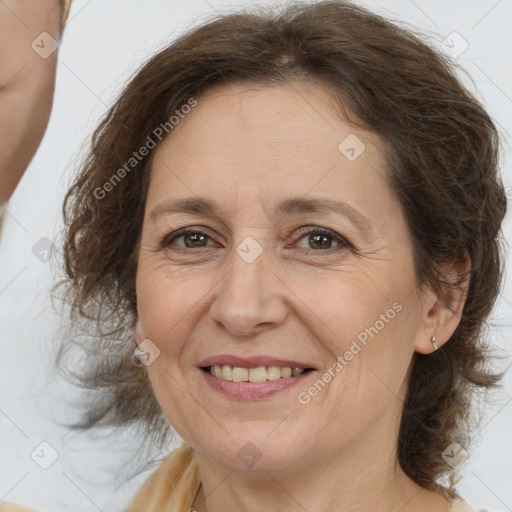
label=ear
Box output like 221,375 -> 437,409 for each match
133,318 -> 145,346
414,250 -> 471,354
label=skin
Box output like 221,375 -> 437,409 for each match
0,0 -> 61,205
135,80 -> 470,512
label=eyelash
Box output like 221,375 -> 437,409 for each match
158,225 -> 352,255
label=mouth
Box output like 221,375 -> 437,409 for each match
199,365 -> 316,400
200,365 -> 315,382
196,354 -> 317,400
197,354 -> 317,382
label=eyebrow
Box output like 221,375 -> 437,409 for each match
149,196 -> 372,232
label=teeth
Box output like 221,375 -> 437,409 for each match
266,366 -> 282,380
222,365 -> 232,381
208,365 -> 307,382
281,367 -> 292,378
248,367 -> 267,383
232,367 -> 249,382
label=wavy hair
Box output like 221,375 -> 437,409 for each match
53,0 -> 507,492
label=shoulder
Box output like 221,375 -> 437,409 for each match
451,497 -> 493,512
1,444 -> 201,512
0,503 -> 42,512
125,441 -> 201,512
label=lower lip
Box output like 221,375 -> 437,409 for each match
199,368 -> 314,400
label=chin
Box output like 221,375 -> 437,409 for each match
199,431 -> 312,473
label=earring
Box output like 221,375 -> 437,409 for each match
431,336 -> 439,350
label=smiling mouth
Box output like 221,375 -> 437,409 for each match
201,365 -> 315,382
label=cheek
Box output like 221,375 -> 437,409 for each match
284,265 -> 402,347
135,267 -> 201,358
290,268 -> 417,401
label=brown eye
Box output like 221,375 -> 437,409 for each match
180,232 -> 209,248
305,233 -> 334,249
160,228 -> 217,251
294,226 -> 351,253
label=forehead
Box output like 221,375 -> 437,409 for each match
147,80 -> 391,220
154,80 -> 363,161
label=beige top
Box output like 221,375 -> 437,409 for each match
0,442 -> 490,512
59,0 -> 73,29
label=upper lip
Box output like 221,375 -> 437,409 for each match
197,354 -> 316,370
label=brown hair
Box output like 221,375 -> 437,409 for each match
54,0 -> 507,492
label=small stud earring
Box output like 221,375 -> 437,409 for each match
431,336 -> 439,350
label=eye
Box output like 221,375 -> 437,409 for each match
292,226 -> 351,253
159,227 -> 218,252
158,225 -> 351,255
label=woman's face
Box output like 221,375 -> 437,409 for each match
135,80 -> 433,472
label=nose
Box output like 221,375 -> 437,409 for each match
208,244 -> 288,337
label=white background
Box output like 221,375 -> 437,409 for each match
0,1 -> 511,511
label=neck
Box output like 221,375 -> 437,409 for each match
190,416 -> 450,512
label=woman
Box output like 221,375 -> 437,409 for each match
1,1 -> 506,511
